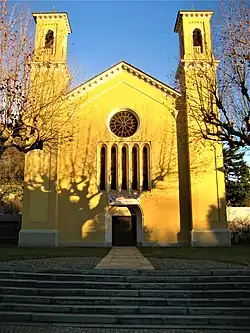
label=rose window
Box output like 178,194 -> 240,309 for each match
109,110 -> 138,137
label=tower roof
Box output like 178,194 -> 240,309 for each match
32,12 -> 71,34
174,10 -> 213,33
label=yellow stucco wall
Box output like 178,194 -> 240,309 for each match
174,10 -> 228,246
19,10 -> 230,247
56,71 -> 181,245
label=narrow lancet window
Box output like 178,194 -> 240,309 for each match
111,145 -> 117,191
45,30 -> 54,49
121,146 -> 128,190
100,145 -> 106,190
142,145 -> 149,191
132,146 -> 138,191
193,29 -> 203,53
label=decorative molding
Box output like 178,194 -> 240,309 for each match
123,81 -> 172,107
179,59 -> 220,69
31,61 -> 71,80
188,21 -> 204,25
69,61 -> 181,99
33,12 -> 71,34
183,13 -> 212,18
32,61 -> 68,70
174,10 -> 213,33
108,194 -> 140,206
107,107 -> 141,139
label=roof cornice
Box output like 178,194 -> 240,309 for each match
174,10 -> 213,33
69,61 -> 181,99
32,12 -> 71,34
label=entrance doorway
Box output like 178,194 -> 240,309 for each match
112,215 -> 137,246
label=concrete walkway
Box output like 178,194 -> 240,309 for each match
95,247 -> 154,270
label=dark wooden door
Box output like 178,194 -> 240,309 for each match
112,216 -> 137,246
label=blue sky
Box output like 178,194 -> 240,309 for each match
19,0 -> 221,86
14,0 -> 250,164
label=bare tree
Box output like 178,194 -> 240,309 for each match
0,0 -> 80,156
180,0 -> 249,148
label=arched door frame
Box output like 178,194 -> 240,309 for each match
104,204 -> 143,246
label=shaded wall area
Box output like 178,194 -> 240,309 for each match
0,215 -> 21,245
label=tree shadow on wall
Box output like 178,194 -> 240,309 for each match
175,95 -> 228,246
151,129 -> 178,190
143,225 -> 154,243
205,197 -> 230,246
24,135 -> 108,245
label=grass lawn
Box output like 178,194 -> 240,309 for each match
139,246 -> 250,267
0,247 -> 111,262
1,246 -> 249,266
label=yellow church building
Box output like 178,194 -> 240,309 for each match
19,9 -> 231,247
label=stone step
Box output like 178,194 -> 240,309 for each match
1,271 -> 250,283
94,269 -> 250,276
1,302 -> 250,316
1,271 -> 250,285
1,270 -> 249,328
2,323 -> 250,331
1,269 -> 250,278
1,278 -> 250,290
1,286 -> 250,298
0,311 -> 250,326
2,294 -> 250,307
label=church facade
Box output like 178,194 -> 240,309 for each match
19,10 -> 231,247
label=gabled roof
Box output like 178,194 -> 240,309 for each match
68,61 -> 181,98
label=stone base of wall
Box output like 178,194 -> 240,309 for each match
58,241 -> 142,247
142,242 -> 189,247
191,229 -> 231,247
18,230 -> 231,247
18,229 -> 58,247
58,242 -> 109,247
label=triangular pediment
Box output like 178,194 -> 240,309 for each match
68,61 -> 181,99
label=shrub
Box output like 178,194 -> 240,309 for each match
228,218 -> 250,245
0,182 -> 23,215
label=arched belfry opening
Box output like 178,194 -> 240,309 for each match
193,28 -> 203,53
32,12 -> 71,63
45,30 -> 54,50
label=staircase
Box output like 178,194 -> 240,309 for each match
0,269 -> 250,330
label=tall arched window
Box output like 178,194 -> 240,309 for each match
45,30 -> 54,49
142,145 -> 149,191
111,145 -> 117,191
100,145 -> 106,190
132,145 -> 139,191
193,29 -> 203,53
121,146 -> 128,190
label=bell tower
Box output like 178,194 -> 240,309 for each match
31,11 -> 71,86
33,12 -> 71,63
29,11 -> 72,121
174,10 -> 230,247
174,10 -> 213,60
19,12 -> 72,248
